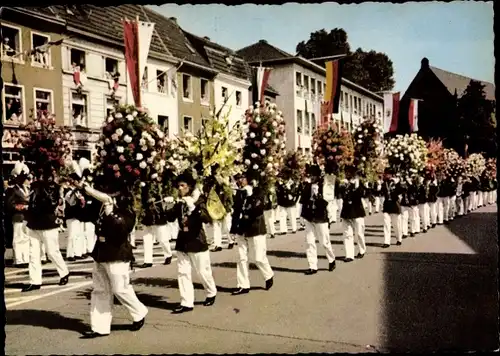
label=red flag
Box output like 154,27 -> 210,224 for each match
324,60 -> 343,116
123,19 -> 141,107
408,98 -> 420,132
256,66 -> 271,104
383,92 -> 400,133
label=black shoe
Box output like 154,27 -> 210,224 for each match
59,274 -> 70,286
329,260 -> 336,271
75,255 -> 84,260
265,277 -> 274,290
299,226 -> 305,231
231,288 -> 250,295
344,258 -> 354,263
164,257 -> 172,265
22,284 -> 41,292
270,234 -> 275,239
130,317 -> 145,331
305,269 -> 318,275
278,232 -> 286,236
203,296 -> 216,306
228,243 -> 235,249
396,241 -> 402,246
382,244 -> 390,248
410,233 -> 414,238
292,230 -> 297,234
80,331 -> 109,339
432,224 -> 436,228
423,229 -> 427,233
16,263 -> 29,268
67,257 -> 75,262
403,235 -> 408,239
131,245 -> 137,250
355,253 -> 365,259
140,263 -> 153,268
153,242 -> 160,246
172,306 -> 194,314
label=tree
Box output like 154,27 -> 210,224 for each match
296,29 -> 395,92
457,80 -> 496,158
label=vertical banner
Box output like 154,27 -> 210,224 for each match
383,92 -> 400,134
256,65 -> 271,104
408,98 -> 420,132
137,21 -> 155,93
324,60 -> 343,116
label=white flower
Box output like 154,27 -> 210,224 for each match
116,128 -> 124,136
201,139 -> 206,145
251,153 -> 257,158
126,114 -> 134,122
255,117 -> 261,123
113,164 -> 120,171
260,149 -> 266,155
159,159 -> 166,167
280,143 -> 285,148
262,137 -> 268,144
117,146 -> 124,153
250,132 -> 256,139
252,164 -> 259,169
260,171 -> 266,176
361,156 -> 366,161
274,139 -> 279,144
115,113 -> 123,119
140,182 -> 146,187
104,138 -> 111,145
151,173 -> 158,179
147,157 -> 154,163
124,135 -> 132,143
107,116 -> 114,123
274,162 -> 279,168
245,159 -> 251,165
265,132 -> 271,138
272,121 -> 278,127
141,146 -> 148,152
357,139 -> 362,143
268,156 -> 274,162
139,161 -> 147,169
100,150 -> 107,156
136,153 -> 143,160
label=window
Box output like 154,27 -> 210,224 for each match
349,95 -> 353,112
157,70 -> 167,94
295,72 -> 302,87
323,83 -> 326,95
105,57 -> 119,78
317,81 -> 322,98
358,98 -> 362,113
200,79 -> 209,103
3,84 -> 24,124
296,110 -> 303,133
106,97 -> 116,118
236,91 -> 242,107
141,67 -> 149,91
221,86 -> 228,101
70,48 -> 86,70
158,115 -> 169,135
71,91 -> 88,127
1,25 -> 21,59
34,89 -> 52,117
182,74 -> 192,100
305,147 -> 310,155
265,97 -> 271,106
353,96 -> 358,112
345,92 -> 349,109
303,75 -> 309,92
311,78 -> 316,97
183,116 -> 193,132
31,33 -> 50,66
304,112 -> 310,135
311,113 -> 316,133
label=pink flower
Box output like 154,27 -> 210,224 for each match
119,155 -> 126,162
115,171 -> 121,178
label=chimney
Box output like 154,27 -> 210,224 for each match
169,17 -> 177,24
203,36 -> 210,41
421,57 -> 429,69
259,39 -> 268,44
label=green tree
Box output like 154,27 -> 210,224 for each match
457,80 -> 496,157
296,29 -> 395,92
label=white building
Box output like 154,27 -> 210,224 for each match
237,40 -> 384,154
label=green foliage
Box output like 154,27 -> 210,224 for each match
296,29 -> 395,92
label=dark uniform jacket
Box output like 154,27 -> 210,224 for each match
437,180 -> 450,198
92,208 -> 136,263
80,194 -> 101,223
230,187 -> 267,237
382,180 -> 403,215
340,181 -> 366,220
26,180 -> 61,231
7,185 -> 30,223
400,181 -> 418,207
374,181 -> 384,197
462,180 -> 472,198
167,198 -> 211,253
276,180 -> 300,208
141,189 -> 168,226
448,180 -> 458,197
427,181 -> 439,203
334,180 -> 345,200
4,186 -> 15,248
64,188 -> 86,221
299,181 -> 329,224
416,182 -> 429,205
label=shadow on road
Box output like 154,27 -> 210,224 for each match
131,277 -> 234,294
6,309 -> 88,333
380,211 -> 499,352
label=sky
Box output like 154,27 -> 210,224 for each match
150,2 -> 494,95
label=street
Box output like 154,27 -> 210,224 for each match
4,204 -> 499,354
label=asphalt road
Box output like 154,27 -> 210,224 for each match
4,204 -> 499,354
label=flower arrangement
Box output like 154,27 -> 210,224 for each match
19,110 -> 74,178
94,105 -> 166,187
437,148 -> 465,180
384,133 -> 428,178
352,117 -> 384,181
312,123 -> 354,178
278,150 -> 307,183
242,102 -> 286,191
466,153 -> 486,178
484,158 -> 497,180
425,139 -> 446,178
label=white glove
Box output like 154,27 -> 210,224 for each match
243,185 -> 253,197
311,184 -> 319,196
104,202 -> 114,216
182,196 -> 196,213
163,196 -> 175,203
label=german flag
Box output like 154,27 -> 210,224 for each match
324,60 -> 343,116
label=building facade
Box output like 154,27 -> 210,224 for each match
237,40 -> 383,154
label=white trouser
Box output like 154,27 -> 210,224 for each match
374,196 -> 382,213
472,192 -> 478,209
457,197 -> 465,215
28,228 -> 69,285
362,198 -> 372,214
130,227 -> 136,246
443,197 -> 450,221
83,222 -> 96,254
13,221 -> 30,264
143,224 -> 173,263
236,234 -> 274,289
336,199 -> 343,220
304,221 -> 335,270
418,203 -> 430,230
263,210 -> 276,235
167,221 -> 179,241
343,217 -> 366,259
383,213 -> 402,244
410,205 -> 420,234
449,196 -> 457,219
429,201 -> 438,224
273,208 -> 279,223
91,261 -> 148,335
204,221 -> 222,249
401,206 -> 410,236
222,213 -> 234,243
327,201 -> 337,223
437,198 -> 445,224
278,206 -> 297,233
479,191 -> 485,207
66,219 -> 83,258
177,250 -> 217,308
40,242 -> 47,262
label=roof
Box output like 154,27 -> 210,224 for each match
236,39 -> 293,62
33,5 -> 212,69
182,31 -> 249,81
429,65 -> 495,101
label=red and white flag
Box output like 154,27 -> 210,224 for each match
383,92 -> 400,134
256,66 -> 271,104
123,18 -> 155,108
408,98 -> 421,132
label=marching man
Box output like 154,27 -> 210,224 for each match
276,178 -> 300,235
448,177 -> 458,221
455,176 -> 465,217
427,175 -> 439,228
230,173 -> 274,294
416,175 -> 430,232
381,169 -> 403,247
408,176 -> 421,236
79,158 -> 99,258
299,165 -> 336,274
341,167 -> 367,261
437,177 -> 449,225
263,184 -> 277,239
374,176 -> 383,214
323,173 -> 337,226
64,161 -> 86,261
